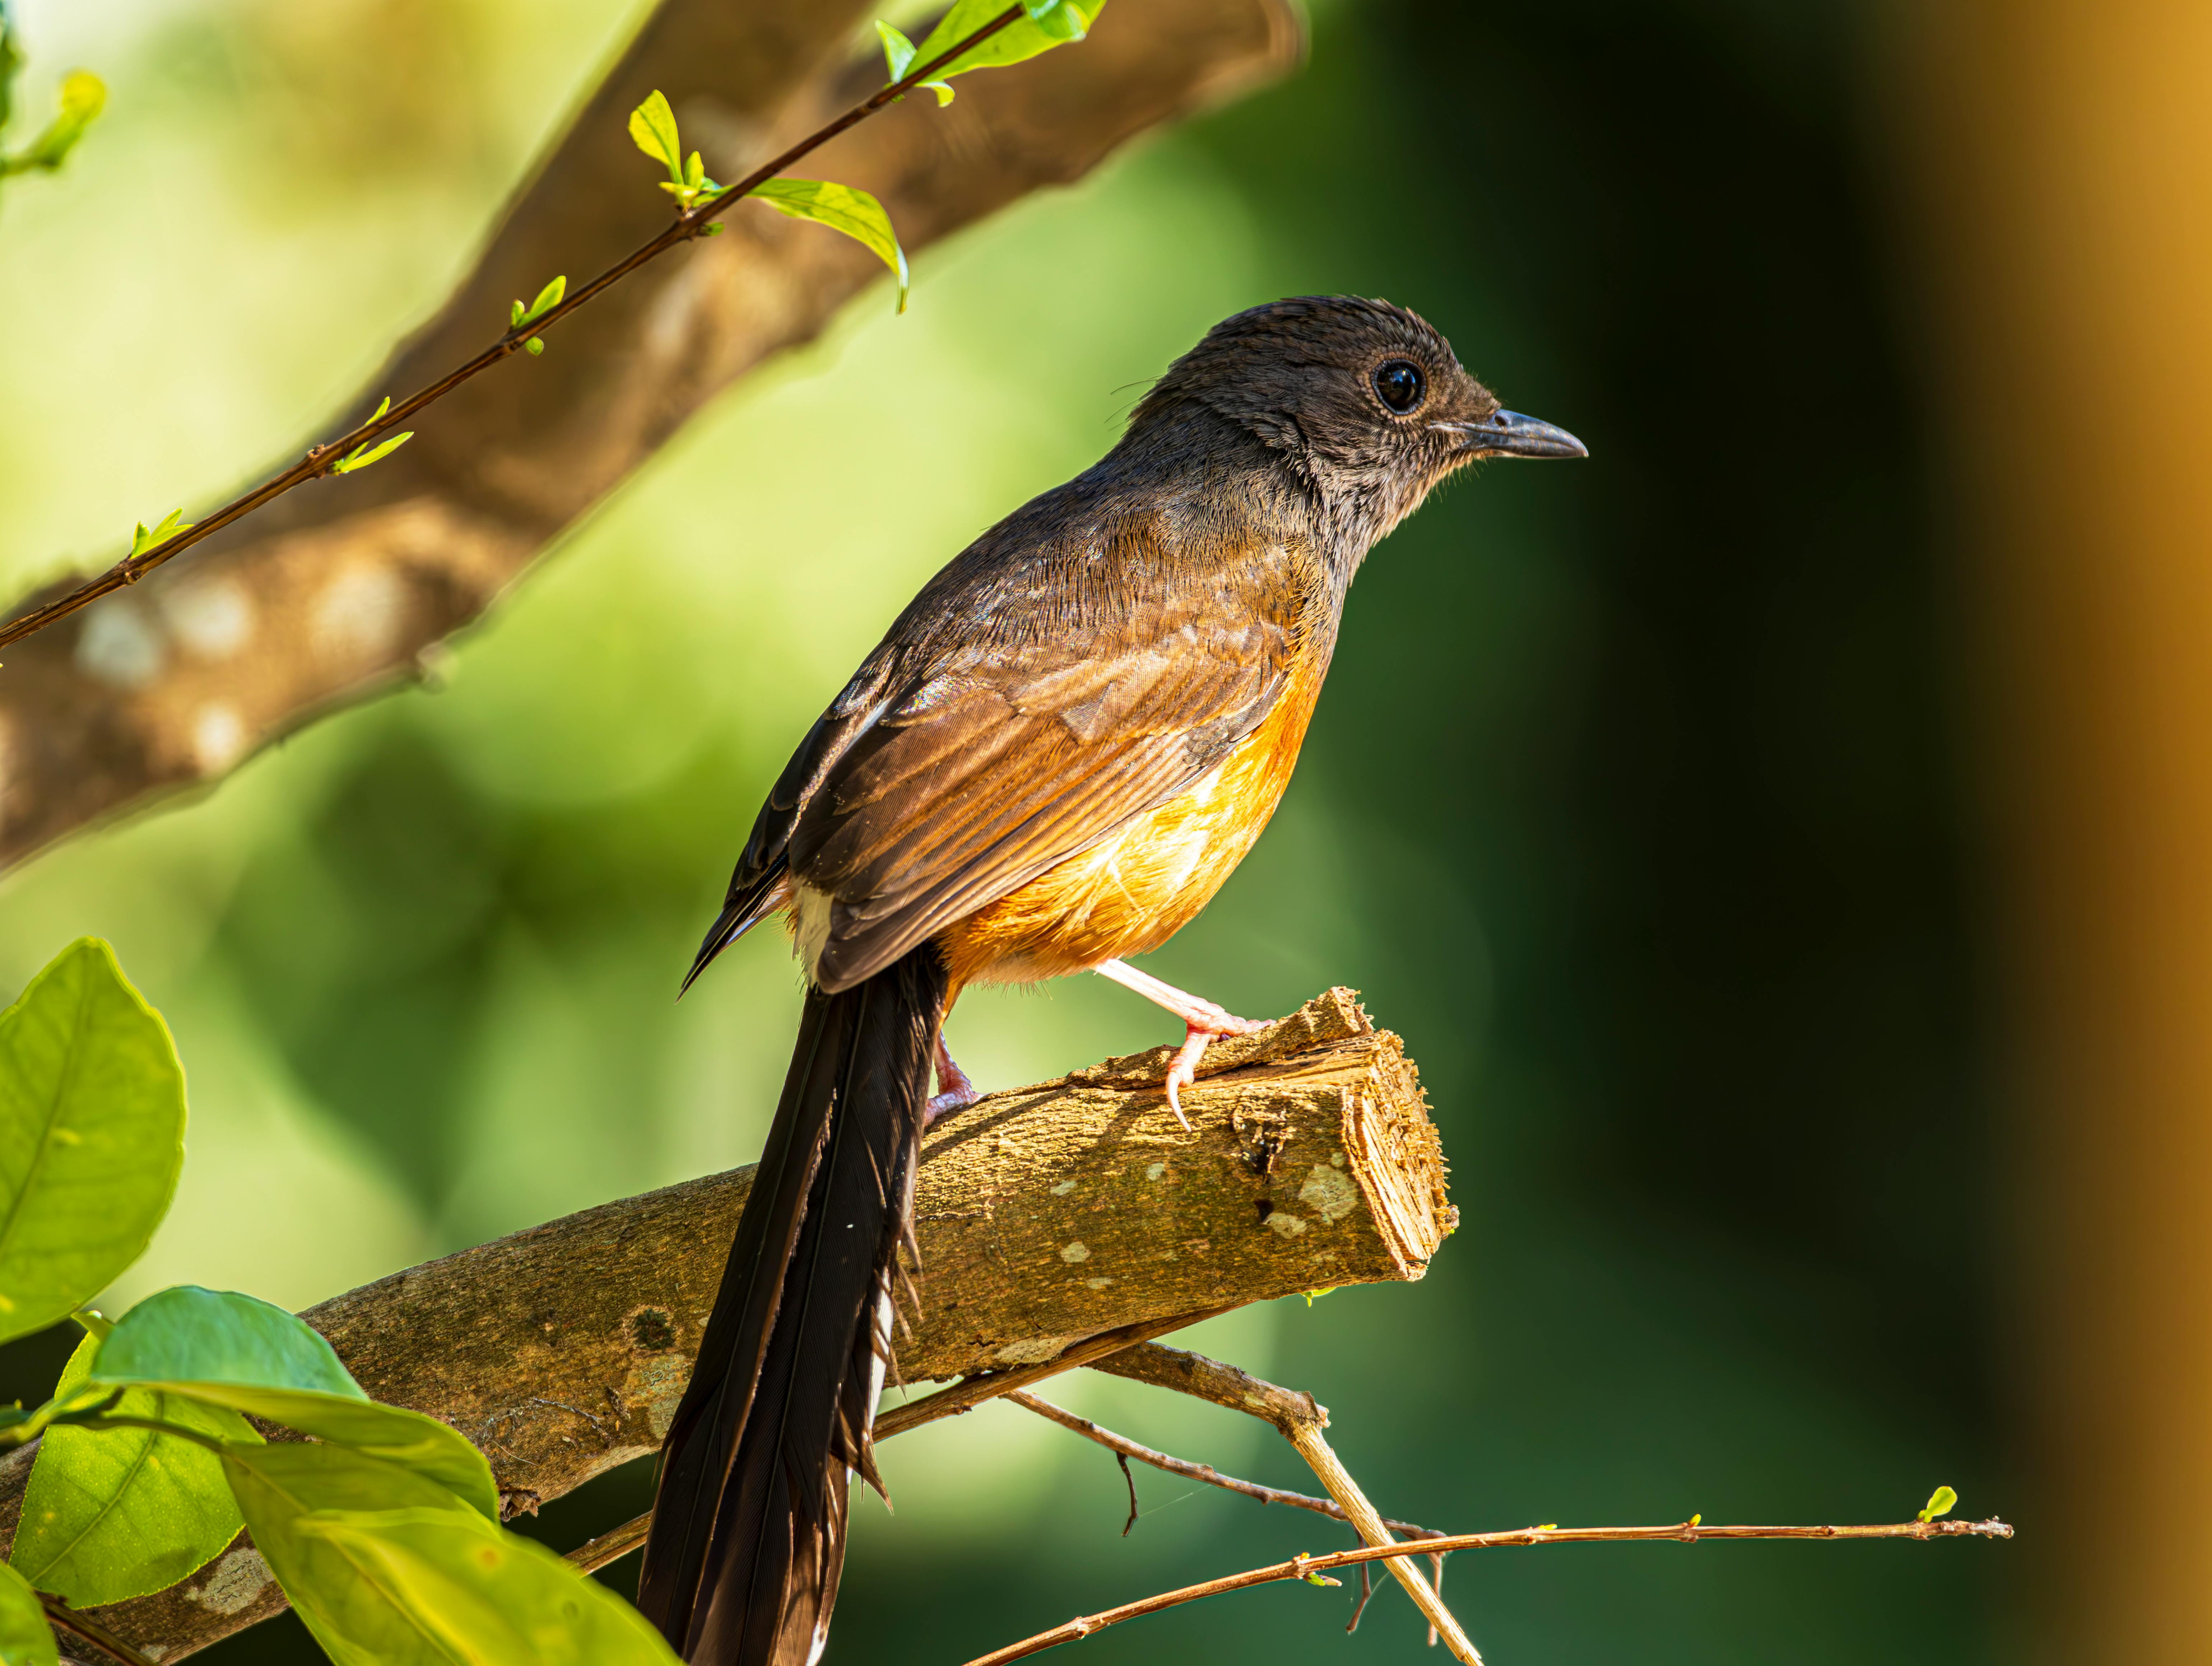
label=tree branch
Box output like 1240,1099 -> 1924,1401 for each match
1005,1390 -> 1445,1539
1088,1343 -> 1476,1660
0,5 -> 1036,655
959,1516 -> 2018,1666
13,988 -> 1449,1661
0,0 -> 1301,868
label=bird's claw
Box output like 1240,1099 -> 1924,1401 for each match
1160,1012 -> 1270,1128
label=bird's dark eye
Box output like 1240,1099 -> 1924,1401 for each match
1372,359 -> 1426,415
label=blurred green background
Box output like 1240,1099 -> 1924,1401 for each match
0,0 -> 2001,1661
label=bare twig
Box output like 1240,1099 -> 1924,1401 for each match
38,1593 -> 161,1666
873,1306 -> 1237,1442
1115,1451 -> 1138,1536
567,1511 -> 652,1576
1004,1390 -> 1445,1540
959,1516 -> 2018,1666
0,5 -> 1030,652
1089,1344 -> 1478,1662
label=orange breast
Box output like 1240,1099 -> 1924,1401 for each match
937,656 -> 1327,992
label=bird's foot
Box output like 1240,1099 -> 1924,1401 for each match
925,1030 -> 981,1127
1092,959 -> 1272,1129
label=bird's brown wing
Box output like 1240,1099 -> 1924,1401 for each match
716,514 -> 1317,993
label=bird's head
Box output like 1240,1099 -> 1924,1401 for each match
1128,295 -> 1585,544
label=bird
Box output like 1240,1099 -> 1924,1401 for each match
634,295 -> 1585,1665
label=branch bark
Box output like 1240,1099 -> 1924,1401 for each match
0,0 -> 1300,868
6,988 -> 1452,1662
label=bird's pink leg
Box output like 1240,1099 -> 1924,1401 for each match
1093,958 -> 1273,1128
925,1029 -> 981,1127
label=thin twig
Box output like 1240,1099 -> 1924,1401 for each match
1005,1390 -> 1444,1540
39,1593 -> 160,1666
1115,1451 -> 1138,1536
1087,1344 -> 1477,1661
1346,1561 -> 1375,1634
0,5 -> 1030,652
874,1305 -> 1235,1441
566,1511 -> 653,1576
958,1516 -> 2017,1666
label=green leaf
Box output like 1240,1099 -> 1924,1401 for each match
752,178 -> 909,312
226,1446 -> 676,1666
3,69 -> 102,176
296,1509 -> 680,1666
0,940 -> 184,1345
626,90 -> 681,182
332,432 -> 413,475
0,1563 -> 55,1666
906,0 -> 1102,101
514,276 -> 564,330
1918,1484 -> 1957,1523
11,1333 -> 254,1607
128,509 -> 193,558
524,339 -> 544,357
90,1287 -> 498,1520
875,22 -> 953,104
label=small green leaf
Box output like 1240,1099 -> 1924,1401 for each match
877,20 -> 917,81
11,1333 -> 256,1607
91,1287 -> 498,1520
524,338 -> 544,357
1298,1286 -> 1337,1307
1535,1523 -> 1557,1532
3,68 -> 102,177
226,1447 -> 677,1666
508,300 -> 524,327
627,90 -> 682,181
514,276 -> 565,329
905,0 -> 1102,102
1918,1484 -> 1957,1523
1687,1513 -> 1702,1527
752,178 -> 910,312
0,1562 -> 55,1666
0,940 -> 185,1345
331,432 -> 413,475
129,508 -> 193,558
1302,1572 -> 1339,1587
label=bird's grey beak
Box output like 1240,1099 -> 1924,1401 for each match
1434,409 -> 1589,460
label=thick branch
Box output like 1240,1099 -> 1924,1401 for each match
12,989 -> 1450,1661
0,0 -> 1300,868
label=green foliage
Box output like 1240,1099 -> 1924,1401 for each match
753,179 -> 909,313
0,1564 -> 54,1666
510,275 -> 564,356
294,1508 -> 680,1665
0,940 -> 184,1345
128,508 -> 193,558
1918,1484 -> 1957,1523
0,5 -> 105,186
331,396 -> 414,475
875,22 -> 952,106
897,0 -> 1102,103
88,1285 -> 499,1521
226,1447 -> 676,1666
625,93 -> 908,309
11,1333 -> 255,1608
626,91 -> 719,212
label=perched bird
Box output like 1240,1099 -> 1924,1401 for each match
635,295 -> 1585,1664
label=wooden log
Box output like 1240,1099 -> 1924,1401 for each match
15,990 -> 1451,1660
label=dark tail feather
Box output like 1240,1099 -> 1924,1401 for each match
638,945 -> 946,1664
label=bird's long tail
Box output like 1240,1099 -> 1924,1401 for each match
637,945 -> 947,1665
